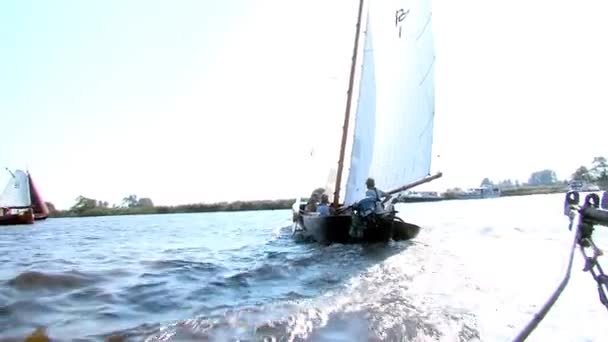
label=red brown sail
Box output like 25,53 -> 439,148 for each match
28,172 -> 49,220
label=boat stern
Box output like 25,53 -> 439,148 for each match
0,208 -> 35,225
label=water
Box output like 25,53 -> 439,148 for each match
1,193 -> 607,341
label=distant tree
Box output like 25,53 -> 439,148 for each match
96,200 -> 109,208
137,198 -> 154,208
515,180 -> 520,187
572,166 -> 592,182
497,179 -> 514,188
591,156 -> 608,178
122,194 -> 138,208
480,178 -> 493,187
591,156 -> 608,188
527,169 -> 558,186
45,202 -> 57,214
71,196 -> 98,213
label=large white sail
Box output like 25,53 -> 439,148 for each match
343,10 -> 377,205
343,0 -> 435,205
0,170 -> 32,208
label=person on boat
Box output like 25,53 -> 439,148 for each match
365,178 -> 389,206
305,187 -> 325,212
316,194 -> 331,216
349,178 -> 392,238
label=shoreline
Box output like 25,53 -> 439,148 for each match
397,185 -> 571,204
499,185 -> 569,197
50,199 -> 296,218
48,185 -> 589,219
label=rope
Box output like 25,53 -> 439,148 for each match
511,203 -> 580,342
512,191 -> 608,341
579,237 -> 608,312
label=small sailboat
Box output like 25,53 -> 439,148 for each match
292,0 -> 441,245
0,169 -> 49,226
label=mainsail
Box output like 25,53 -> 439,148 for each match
0,170 -> 32,208
340,0 -> 436,205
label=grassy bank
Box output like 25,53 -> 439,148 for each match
499,185 -> 569,197
50,199 -> 296,218
440,185 -> 571,200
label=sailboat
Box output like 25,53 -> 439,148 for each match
291,0 -> 441,245
0,169 -> 50,226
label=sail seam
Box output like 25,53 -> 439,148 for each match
416,12 -> 432,41
418,110 -> 434,139
419,55 -> 435,86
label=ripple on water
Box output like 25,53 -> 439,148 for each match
4,195 -> 606,341
67,286 -> 117,303
141,259 -> 225,273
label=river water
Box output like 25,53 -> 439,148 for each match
1,193 -> 606,341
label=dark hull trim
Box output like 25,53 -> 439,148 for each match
293,211 -> 420,245
34,214 -> 48,221
0,213 -> 35,226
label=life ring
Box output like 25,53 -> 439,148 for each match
566,191 -> 579,205
564,191 -> 579,215
584,193 -> 600,208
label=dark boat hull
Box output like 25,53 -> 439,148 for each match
294,211 -> 420,245
0,209 -> 35,226
34,214 -> 48,221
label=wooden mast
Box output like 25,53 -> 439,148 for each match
332,0 -> 366,208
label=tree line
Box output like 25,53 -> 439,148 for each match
46,194 -> 295,218
45,156 -> 607,217
571,156 -> 608,188
476,156 -> 607,190
478,170 -> 562,189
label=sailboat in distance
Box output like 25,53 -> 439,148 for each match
292,0 -> 442,245
0,169 -> 50,226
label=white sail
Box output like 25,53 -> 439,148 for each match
343,10 -> 377,205
343,0 -> 435,205
0,170 -> 32,208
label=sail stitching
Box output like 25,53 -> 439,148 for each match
418,109 -> 434,140
416,12 -> 433,41
419,55 -> 435,86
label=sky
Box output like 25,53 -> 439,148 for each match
0,0 -> 606,209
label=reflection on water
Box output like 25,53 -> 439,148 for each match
0,194 -> 607,341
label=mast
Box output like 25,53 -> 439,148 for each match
332,0 -> 366,208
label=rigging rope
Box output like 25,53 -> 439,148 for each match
512,191 -> 608,341
571,192 -> 608,313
